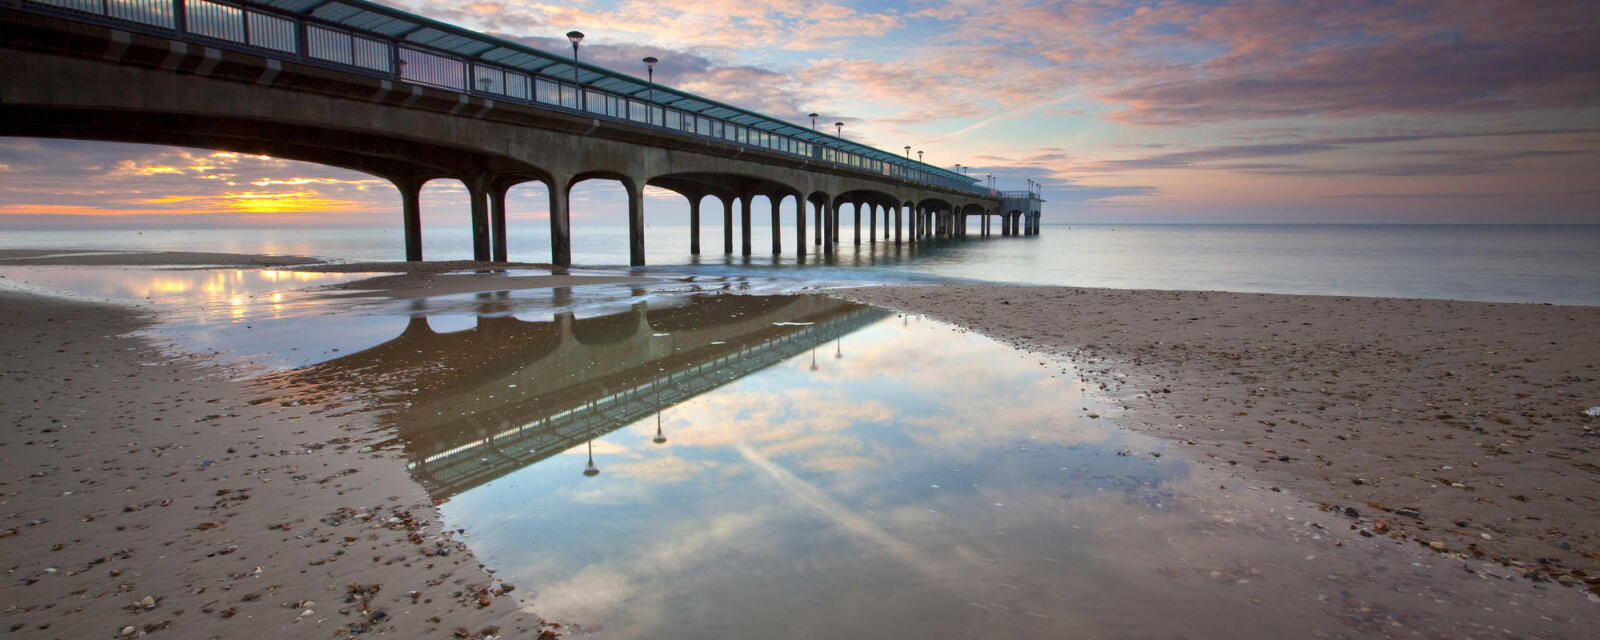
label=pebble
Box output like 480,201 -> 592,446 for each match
139,595 -> 156,610
120,626 -> 137,638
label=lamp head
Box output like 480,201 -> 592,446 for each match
566,31 -> 584,47
642,56 -> 657,70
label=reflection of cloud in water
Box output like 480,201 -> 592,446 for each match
524,510 -> 776,634
606,454 -> 722,484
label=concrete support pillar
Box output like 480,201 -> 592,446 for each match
740,194 -> 752,257
868,203 -> 877,244
796,197 -> 807,257
894,204 -> 902,245
626,180 -> 645,267
822,200 -> 835,257
832,200 -> 841,245
465,174 -> 491,261
394,177 -> 424,262
722,196 -> 734,255
813,201 -> 822,246
770,195 -> 782,255
688,195 -> 701,255
853,202 -> 861,246
490,181 -> 511,262
547,177 -> 571,266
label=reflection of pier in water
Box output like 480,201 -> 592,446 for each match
290,294 -> 887,500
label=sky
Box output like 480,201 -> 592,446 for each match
2,0 -> 1597,228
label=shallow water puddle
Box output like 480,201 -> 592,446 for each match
273,292 -> 1581,639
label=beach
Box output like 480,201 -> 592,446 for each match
836,285 -> 1600,583
2,253 -> 1597,638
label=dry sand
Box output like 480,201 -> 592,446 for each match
836,284 -> 1600,590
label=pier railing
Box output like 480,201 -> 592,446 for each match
17,0 -> 990,196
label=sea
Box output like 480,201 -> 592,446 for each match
2,223 -> 1597,305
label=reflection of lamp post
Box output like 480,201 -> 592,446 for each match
582,440 -> 599,477
566,30 -> 585,110
835,337 -> 842,359
810,347 -> 818,371
653,411 -> 667,445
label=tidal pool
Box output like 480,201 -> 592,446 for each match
275,291 -> 1582,639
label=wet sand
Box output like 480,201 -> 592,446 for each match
836,285 -> 1600,588
4,253 -> 1597,637
0,256 -> 592,638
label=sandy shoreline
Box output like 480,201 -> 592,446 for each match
835,284 -> 1600,586
3,253 -> 1597,638
0,255 -> 579,638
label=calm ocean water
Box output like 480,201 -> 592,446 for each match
3,223 -> 1596,305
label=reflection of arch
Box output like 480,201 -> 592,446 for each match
644,295 -> 798,333
570,306 -> 645,345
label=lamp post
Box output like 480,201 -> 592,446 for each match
904,145 -> 910,158
809,113 -> 818,130
642,56 -> 657,101
917,150 -> 923,162
641,56 -> 657,125
835,122 -> 843,138
566,30 -> 584,110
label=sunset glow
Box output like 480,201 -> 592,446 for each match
1,0 -> 1594,227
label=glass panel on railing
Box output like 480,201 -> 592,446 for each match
535,78 -> 560,105
352,36 -> 391,72
30,0 -> 106,17
627,100 -> 646,122
584,90 -> 605,114
186,0 -> 244,43
696,117 -> 710,136
665,110 -> 680,130
649,106 -> 663,126
246,11 -> 296,53
106,0 -> 176,29
472,65 -> 504,94
561,84 -> 578,109
399,47 -> 464,90
306,24 -> 353,65
505,72 -> 531,100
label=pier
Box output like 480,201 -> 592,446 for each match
2,0 -> 1047,265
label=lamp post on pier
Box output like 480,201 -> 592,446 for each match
809,113 -> 818,130
566,30 -> 584,110
642,56 -> 657,102
904,146 -> 911,158
835,122 -> 843,138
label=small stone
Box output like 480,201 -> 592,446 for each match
139,595 -> 156,610
1343,507 -> 1359,518
1373,519 -> 1391,533
120,626 -> 137,638
1429,541 -> 1447,551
